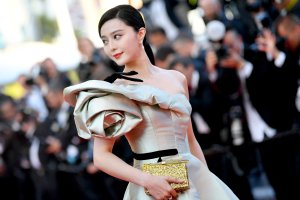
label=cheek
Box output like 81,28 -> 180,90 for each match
125,35 -> 139,47
124,39 -> 140,56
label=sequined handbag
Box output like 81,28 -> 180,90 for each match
141,160 -> 190,195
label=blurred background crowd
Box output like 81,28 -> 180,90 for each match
0,0 -> 300,200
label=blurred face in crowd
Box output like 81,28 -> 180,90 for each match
173,40 -> 194,57
172,63 -> 194,84
223,30 -> 243,55
77,38 -> 95,60
277,22 -> 300,51
41,58 -> 58,78
155,54 -> 174,69
273,0 -> 290,10
148,32 -> 168,50
199,0 -> 221,20
46,90 -> 63,109
100,18 -> 145,66
0,101 -> 17,121
17,74 -> 27,87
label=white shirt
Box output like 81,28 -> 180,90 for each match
238,52 -> 286,142
25,86 -> 49,122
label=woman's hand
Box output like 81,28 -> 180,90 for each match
143,174 -> 183,200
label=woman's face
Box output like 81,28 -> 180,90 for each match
100,18 -> 142,66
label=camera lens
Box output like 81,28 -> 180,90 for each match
216,46 -> 229,60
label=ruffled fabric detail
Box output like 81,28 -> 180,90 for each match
63,80 -> 192,139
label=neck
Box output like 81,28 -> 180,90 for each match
124,51 -> 155,78
124,63 -> 156,80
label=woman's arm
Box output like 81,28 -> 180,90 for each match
93,136 -> 147,185
187,120 -> 207,166
93,136 -> 182,199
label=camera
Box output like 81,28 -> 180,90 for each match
25,77 -> 35,86
216,46 -> 230,60
38,67 -> 50,81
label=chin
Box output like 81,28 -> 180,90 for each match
114,60 -> 125,66
114,57 -> 129,66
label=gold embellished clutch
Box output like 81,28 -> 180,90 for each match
141,160 -> 189,195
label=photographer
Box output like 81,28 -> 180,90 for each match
245,0 -> 278,31
205,26 -> 287,200
202,21 -> 257,200
205,22 -> 244,143
206,22 -> 298,141
0,94 -> 21,200
20,75 -> 49,123
218,26 -> 300,199
253,14 -> 300,200
32,79 -> 91,200
76,37 -> 115,82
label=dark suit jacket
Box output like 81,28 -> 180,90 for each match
244,47 -> 300,132
34,106 -> 79,169
189,66 -> 230,147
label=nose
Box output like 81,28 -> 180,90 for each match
109,40 -> 117,51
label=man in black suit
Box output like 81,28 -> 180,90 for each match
32,79 -> 90,200
0,94 -> 22,200
253,14 -> 300,200
34,79 -> 122,200
217,26 -> 299,141
6,108 -> 37,200
221,26 -> 300,200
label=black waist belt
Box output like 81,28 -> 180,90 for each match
132,149 -> 178,162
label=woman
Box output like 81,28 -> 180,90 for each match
64,4 -> 239,200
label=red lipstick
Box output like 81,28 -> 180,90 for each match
113,52 -> 123,59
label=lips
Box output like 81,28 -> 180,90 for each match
113,52 -> 123,59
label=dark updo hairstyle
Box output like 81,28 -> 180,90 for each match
98,4 -> 155,65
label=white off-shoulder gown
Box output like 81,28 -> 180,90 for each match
63,80 -> 239,200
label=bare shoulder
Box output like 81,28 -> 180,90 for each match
168,69 -> 186,84
155,67 -> 188,96
156,67 -> 186,84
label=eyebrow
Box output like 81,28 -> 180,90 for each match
101,29 -> 123,39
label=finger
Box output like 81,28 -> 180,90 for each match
166,177 -> 184,184
169,189 -> 178,199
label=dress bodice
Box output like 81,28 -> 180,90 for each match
63,80 -> 192,156
126,98 -> 190,155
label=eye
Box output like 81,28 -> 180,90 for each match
114,34 -> 121,40
102,39 -> 108,45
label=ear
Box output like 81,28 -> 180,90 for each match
138,27 -> 146,44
